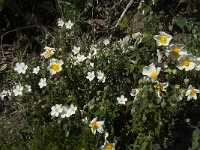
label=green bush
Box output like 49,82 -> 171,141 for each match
1,0 -> 200,149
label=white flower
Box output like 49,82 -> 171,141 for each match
0,90 -> 8,100
90,62 -> 94,68
177,94 -> 183,101
57,18 -> 65,27
65,20 -> 74,29
132,32 -> 143,44
165,44 -> 187,60
13,84 -> 23,96
72,46 -> 80,55
90,45 -> 98,56
89,117 -> 104,134
185,85 -> 199,101
50,104 -> 63,117
75,54 -> 87,62
195,57 -> 200,71
38,78 -> 47,88
177,55 -> 196,71
97,71 -> 106,83
117,95 -> 128,105
119,36 -> 130,47
41,46 -> 55,58
103,39 -> 110,45
153,31 -> 172,46
101,141 -> 115,150
33,66 -> 40,74
82,117 -> 88,123
25,85 -> 32,92
69,104 -> 77,115
130,88 -> 139,97
154,81 -> 168,98
86,71 -> 95,81
47,59 -> 64,75
60,104 -> 77,118
60,106 -> 72,118
142,63 -> 161,80
14,62 -> 28,74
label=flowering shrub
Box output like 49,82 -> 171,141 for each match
1,1 -> 200,149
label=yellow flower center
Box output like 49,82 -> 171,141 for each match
150,71 -> 158,79
105,143 -> 113,150
159,36 -> 167,44
155,84 -> 162,92
50,64 -> 60,71
172,47 -> 180,56
190,88 -> 196,97
90,122 -> 99,129
45,49 -> 53,56
181,57 -> 190,67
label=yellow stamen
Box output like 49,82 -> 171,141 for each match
89,122 -> 99,129
182,57 -> 190,67
172,47 -> 180,56
105,143 -> 113,150
155,84 -> 162,92
50,64 -> 60,71
150,71 -> 158,78
159,36 -> 167,44
190,88 -> 196,97
45,49 -> 53,56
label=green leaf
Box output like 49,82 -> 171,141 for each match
193,130 -> 200,141
192,141 -> 199,150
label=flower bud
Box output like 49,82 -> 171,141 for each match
184,78 -> 189,85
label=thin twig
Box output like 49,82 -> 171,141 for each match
115,0 -> 135,28
0,110 -> 18,120
0,25 -> 39,58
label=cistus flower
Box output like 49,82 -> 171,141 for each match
0,90 -> 10,100
13,84 -> 23,96
75,54 -> 87,62
130,88 -> 139,97
97,71 -> 106,83
38,78 -> 47,89
86,71 -> 95,81
69,104 -> 77,115
154,81 -> 168,98
57,18 -> 65,27
25,85 -> 32,92
177,55 -> 196,71
60,106 -> 72,118
165,44 -> 187,60
103,39 -> 110,45
41,46 -> 55,58
153,31 -> 172,46
185,85 -> 199,101
119,36 -> 130,47
142,63 -> 161,80
33,66 -> 40,74
60,104 -> 77,118
90,45 -> 99,56
101,141 -> 115,150
89,117 -> 104,134
65,20 -> 74,29
101,132 -> 115,150
72,46 -> 80,55
117,95 -> 128,105
47,59 -> 64,75
50,104 -> 63,117
14,62 -> 28,74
